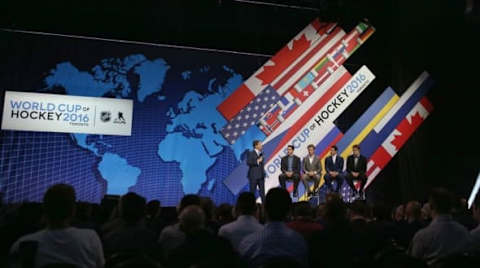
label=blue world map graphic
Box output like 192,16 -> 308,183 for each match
39,54 -> 261,206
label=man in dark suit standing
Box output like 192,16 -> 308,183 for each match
301,144 -> 322,196
324,145 -> 344,193
279,145 -> 301,197
247,140 -> 266,203
345,144 -> 368,197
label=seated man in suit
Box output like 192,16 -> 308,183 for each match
324,145 -> 344,193
301,144 -> 322,196
279,145 -> 301,197
345,144 -> 368,197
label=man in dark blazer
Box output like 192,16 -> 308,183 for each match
345,144 -> 368,197
324,145 -> 344,193
247,140 -> 266,203
301,144 -> 322,196
279,145 -> 301,197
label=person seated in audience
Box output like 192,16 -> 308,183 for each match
408,188 -> 473,266
421,202 -> 432,223
218,192 -> 263,251
471,195 -> 480,250
167,205 -> 239,268
398,201 -> 426,248
157,194 -> 201,259
102,193 -> 156,256
238,188 -> 308,268
308,193 -> 354,268
215,203 -> 234,227
393,204 -> 405,223
287,201 -> 323,239
10,184 -> 104,268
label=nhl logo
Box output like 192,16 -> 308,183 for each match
100,111 -> 111,122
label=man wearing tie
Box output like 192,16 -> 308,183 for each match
301,144 -> 322,196
279,145 -> 301,197
346,144 -> 368,197
324,145 -> 344,193
247,140 -> 266,203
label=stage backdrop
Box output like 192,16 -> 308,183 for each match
0,30 -> 268,206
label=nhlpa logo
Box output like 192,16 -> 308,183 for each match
114,112 -> 126,124
100,111 -> 111,122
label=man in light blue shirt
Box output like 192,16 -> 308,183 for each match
218,192 -> 263,251
409,188 -> 473,266
238,188 -> 308,267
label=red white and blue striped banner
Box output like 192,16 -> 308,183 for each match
258,22 -> 375,136
217,19 -> 335,120
365,97 -> 434,188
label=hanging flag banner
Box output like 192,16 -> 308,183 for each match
2,91 -> 133,136
262,65 -> 375,194
365,97 -> 433,188
217,19 -> 336,120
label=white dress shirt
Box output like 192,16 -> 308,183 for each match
218,215 -> 263,251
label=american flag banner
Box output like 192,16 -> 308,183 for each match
219,25 -> 345,142
217,19 -> 336,121
257,22 -> 375,136
221,86 -> 280,144
365,97 -> 434,188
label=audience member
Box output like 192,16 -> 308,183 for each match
409,188 -> 473,266
218,192 -> 263,251
471,195 -> 480,249
157,194 -> 201,259
102,193 -> 156,256
287,201 -> 323,239
215,203 -> 234,227
10,184 -> 104,268
238,188 -> 308,268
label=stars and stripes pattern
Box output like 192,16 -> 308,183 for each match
221,86 -> 280,144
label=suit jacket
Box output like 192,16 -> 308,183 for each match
346,155 -> 367,174
303,155 -> 322,174
324,155 -> 344,173
280,155 -> 301,175
247,150 -> 265,180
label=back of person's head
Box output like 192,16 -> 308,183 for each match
146,200 -> 160,218
473,195 -> 480,222
179,205 -> 206,234
43,184 -> 76,223
393,204 -> 405,222
216,203 -> 233,222
421,202 -> 432,221
120,192 -> 146,224
235,192 -> 256,216
405,201 -> 422,222
316,203 -> 327,220
265,188 -> 291,221
178,194 -> 201,214
292,201 -> 313,220
372,203 -> 391,221
200,197 -> 215,220
349,200 -> 369,219
429,188 -> 453,215
324,193 -> 347,224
